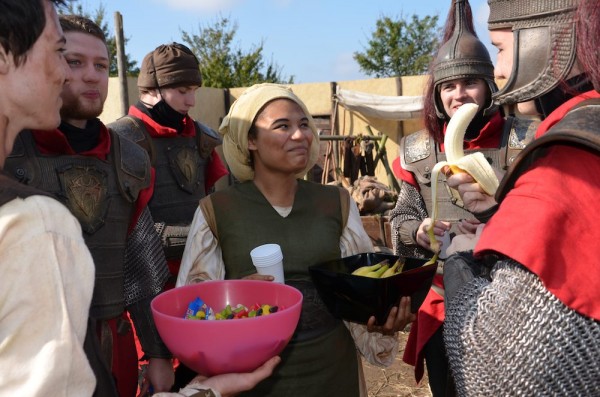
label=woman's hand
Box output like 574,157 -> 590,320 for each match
416,218 -> 451,252
456,218 -> 481,234
191,356 -> 281,397
241,273 -> 274,282
366,296 -> 415,335
446,172 -> 497,214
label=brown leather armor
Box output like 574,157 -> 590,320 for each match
110,116 -> 222,259
5,130 -> 151,320
400,116 -> 537,231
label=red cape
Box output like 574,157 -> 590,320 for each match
476,91 -> 600,321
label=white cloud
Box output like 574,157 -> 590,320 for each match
157,0 -> 243,13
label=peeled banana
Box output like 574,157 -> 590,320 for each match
428,103 -> 499,254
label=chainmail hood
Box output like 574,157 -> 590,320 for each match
433,0 -> 498,118
487,0 -> 579,105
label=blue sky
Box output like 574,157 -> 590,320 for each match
74,0 -> 492,83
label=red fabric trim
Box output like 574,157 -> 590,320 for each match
32,124 -> 111,159
391,156 -> 419,189
127,105 -> 195,138
206,150 -> 229,191
128,168 -> 156,234
476,91 -> 600,320
402,277 -> 445,383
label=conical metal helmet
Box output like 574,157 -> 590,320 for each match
487,0 -> 578,105
432,0 -> 498,118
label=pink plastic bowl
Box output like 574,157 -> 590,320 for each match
151,280 -> 303,376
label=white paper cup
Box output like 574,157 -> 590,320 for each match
250,244 -> 285,283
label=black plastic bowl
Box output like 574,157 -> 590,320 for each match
309,252 -> 437,325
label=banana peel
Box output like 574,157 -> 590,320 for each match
427,103 -> 499,259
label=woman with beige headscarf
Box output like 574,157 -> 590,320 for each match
177,83 -> 414,397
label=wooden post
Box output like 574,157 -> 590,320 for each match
114,12 -> 129,116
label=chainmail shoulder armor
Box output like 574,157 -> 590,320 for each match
444,260 -> 600,396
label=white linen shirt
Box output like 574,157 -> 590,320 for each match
0,196 -> 96,396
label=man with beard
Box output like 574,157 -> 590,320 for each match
4,15 -> 174,396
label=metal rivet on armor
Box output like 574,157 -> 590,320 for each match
16,168 -> 26,177
451,197 -> 458,204
508,156 -> 515,165
425,166 -> 430,172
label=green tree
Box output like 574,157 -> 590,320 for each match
181,16 -> 293,88
58,2 -> 139,77
354,14 -> 440,78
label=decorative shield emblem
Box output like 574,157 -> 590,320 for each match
57,165 -> 109,234
167,145 -> 201,194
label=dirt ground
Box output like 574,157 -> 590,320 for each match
363,330 -> 432,397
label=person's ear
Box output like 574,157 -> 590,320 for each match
0,47 -> 12,74
248,136 -> 258,150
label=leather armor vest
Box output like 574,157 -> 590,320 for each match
109,116 -> 218,260
211,180 -> 343,341
5,130 -> 151,320
497,99 -> 600,202
400,116 -> 538,232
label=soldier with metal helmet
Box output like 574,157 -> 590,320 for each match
443,0 -> 600,394
388,0 -> 537,395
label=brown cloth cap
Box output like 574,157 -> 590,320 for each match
138,42 -> 202,89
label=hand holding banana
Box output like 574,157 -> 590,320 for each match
428,103 -> 499,253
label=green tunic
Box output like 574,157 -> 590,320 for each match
210,180 -> 360,397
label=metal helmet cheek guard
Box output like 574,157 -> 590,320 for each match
488,0 -> 578,105
432,0 -> 498,119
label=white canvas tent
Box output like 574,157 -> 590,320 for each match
334,88 -> 424,120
